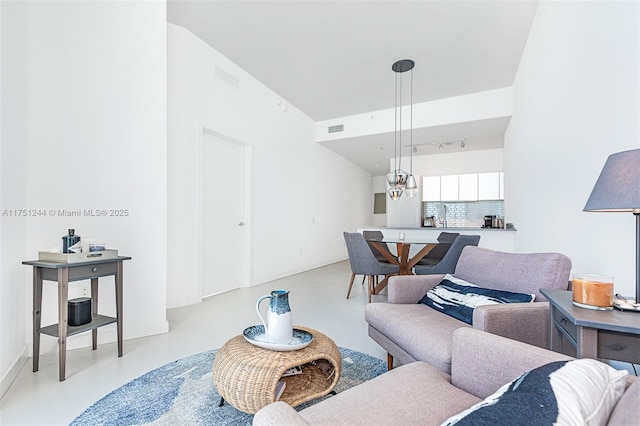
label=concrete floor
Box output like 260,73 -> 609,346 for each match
0,260 -> 386,425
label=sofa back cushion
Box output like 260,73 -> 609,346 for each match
452,329 -> 574,399
453,246 -> 571,301
607,378 -> 640,424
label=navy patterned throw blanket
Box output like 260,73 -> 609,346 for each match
418,274 -> 535,325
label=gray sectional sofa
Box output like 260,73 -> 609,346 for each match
253,328 -> 639,425
365,246 -> 572,372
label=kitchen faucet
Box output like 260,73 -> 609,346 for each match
442,204 -> 448,228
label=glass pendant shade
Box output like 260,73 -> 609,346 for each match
405,188 -> 418,198
405,174 -> 417,189
386,171 -> 397,186
396,170 -> 408,188
387,169 -> 408,188
388,186 -> 403,200
388,59 -> 415,200
405,175 -> 418,197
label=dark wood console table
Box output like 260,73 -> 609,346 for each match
23,256 -> 131,381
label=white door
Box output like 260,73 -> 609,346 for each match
201,130 -> 247,297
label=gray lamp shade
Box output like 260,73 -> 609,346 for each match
583,149 -> 640,212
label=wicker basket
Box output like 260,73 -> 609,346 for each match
212,326 -> 341,414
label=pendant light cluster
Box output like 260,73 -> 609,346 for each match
387,59 -> 417,200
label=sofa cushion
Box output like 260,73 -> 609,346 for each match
298,362 -> 481,426
418,275 -> 535,325
365,303 -> 469,372
442,359 -> 628,426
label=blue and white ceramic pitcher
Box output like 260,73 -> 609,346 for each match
256,290 -> 293,344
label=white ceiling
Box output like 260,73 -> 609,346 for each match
167,1 -> 538,175
321,116 -> 511,174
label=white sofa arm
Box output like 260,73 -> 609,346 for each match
388,274 -> 445,304
253,401 -> 311,426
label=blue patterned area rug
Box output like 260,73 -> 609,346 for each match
71,347 -> 386,425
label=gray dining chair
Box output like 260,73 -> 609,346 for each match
362,230 -> 397,263
343,232 -> 400,302
416,231 -> 460,266
414,235 -> 480,275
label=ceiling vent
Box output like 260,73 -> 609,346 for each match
328,124 -> 344,133
215,65 -> 240,89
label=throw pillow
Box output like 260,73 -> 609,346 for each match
418,274 -> 535,325
442,359 -> 628,426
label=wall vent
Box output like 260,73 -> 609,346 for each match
328,124 -> 344,133
215,65 -> 240,89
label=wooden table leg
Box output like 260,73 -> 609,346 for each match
408,244 -> 437,270
397,243 -> 411,275
32,267 -> 43,372
372,276 -> 392,295
91,278 -> 98,350
57,267 -> 69,381
549,307 -> 562,352
369,242 -> 399,265
577,327 -> 598,359
115,261 -> 123,357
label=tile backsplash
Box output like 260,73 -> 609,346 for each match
424,200 -> 504,228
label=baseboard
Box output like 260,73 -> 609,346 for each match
253,257 -> 348,286
124,319 -> 170,340
1,346 -> 28,400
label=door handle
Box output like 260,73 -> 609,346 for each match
238,222 -> 245,226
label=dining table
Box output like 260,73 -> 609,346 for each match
366,236 -> 438,295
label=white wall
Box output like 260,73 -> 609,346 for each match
410,148 -> 503,177
0,0 -> 29,397
167,25 -> 371,307
505,1 -> 639,297
1,0 -> 169,378
316,88 -> 512,142
370,176 -> 388,226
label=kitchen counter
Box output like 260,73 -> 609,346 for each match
357,226 -> 516,253
423,227 -> 516,231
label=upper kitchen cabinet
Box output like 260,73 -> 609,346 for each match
458,173 -> 478,201
440,174 -> 478,201
478,172 -> 503,200
423,176 -> 441,201
440,175 -> 459,201
423,172 -> 503,202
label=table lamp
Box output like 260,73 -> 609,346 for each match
583,149 -> 640,303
